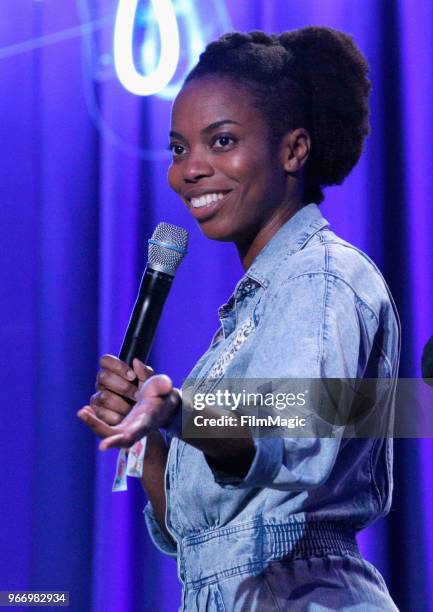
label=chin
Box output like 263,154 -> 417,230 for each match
197,219 -> 239,243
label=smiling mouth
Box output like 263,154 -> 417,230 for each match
189,191 -> 232,208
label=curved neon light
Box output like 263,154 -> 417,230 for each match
113,0 -> 180,96
141,0 -> 205,100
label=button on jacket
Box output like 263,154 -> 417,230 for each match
144,204 -> 400,611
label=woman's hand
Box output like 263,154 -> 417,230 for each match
87,354 -> 154,426
77,372 -> 181,451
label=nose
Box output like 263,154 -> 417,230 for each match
182,149 -> 214,182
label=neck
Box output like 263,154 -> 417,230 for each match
236,198 -> 303,271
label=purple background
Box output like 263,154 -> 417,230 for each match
1,1 -> 432,610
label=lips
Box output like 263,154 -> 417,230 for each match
184,188 -> 232,206
190,192 -> 226,208
186,189 -> 233,222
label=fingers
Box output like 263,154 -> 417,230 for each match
77,404 -> 151,447
89,401 -> 123,426
133,359 -> 154,384
99,354 -> 136,381
79,360 -> 175,450
77,405 -> 122,439
86,355 -> 157,433
78,377 -> 179,449
97,355 -> 155,399
99,409 -> 154,450
96,369 -> 137,401
90,389 -> 131,423
99,434 -> 128,451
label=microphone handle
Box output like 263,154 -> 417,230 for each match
119,267 -> 174,366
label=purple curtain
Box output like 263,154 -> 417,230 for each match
1,1 -> 432,610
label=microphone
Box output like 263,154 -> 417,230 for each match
119,222 -> 189,366
422,335 -> 433,385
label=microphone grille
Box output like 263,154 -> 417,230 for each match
148,222 -> 189,275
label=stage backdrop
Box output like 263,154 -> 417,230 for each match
1,1 -> 432,611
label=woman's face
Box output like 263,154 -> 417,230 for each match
168,76 -> 289,248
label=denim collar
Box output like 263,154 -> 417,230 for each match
245,203 -> 329,289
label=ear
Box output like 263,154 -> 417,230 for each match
279,128 -> 311,173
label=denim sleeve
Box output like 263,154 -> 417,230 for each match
143,502 -> 177,557
209,273 -> 377,491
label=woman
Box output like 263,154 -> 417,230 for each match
79,27 -> 400,611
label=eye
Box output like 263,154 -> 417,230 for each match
170,143 -> 186,157
212,134 -> 237,149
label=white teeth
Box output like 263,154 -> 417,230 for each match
190,192 -> 227,208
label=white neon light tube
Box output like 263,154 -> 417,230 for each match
113,0 -> 180,96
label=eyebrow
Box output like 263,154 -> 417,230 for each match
169,119 -> 240,140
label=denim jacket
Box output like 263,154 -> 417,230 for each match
144,204 -> 400,604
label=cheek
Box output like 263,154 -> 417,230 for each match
224,151 -> 266,185
233,155 -> 276,196
167,163 -> 180,193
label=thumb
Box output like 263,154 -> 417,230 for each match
132,358 -> 154,385
137,374 -> 173,402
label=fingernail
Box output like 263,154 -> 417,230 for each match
126,370 -> 136,381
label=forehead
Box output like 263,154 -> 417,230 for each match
171,76 -> 266,132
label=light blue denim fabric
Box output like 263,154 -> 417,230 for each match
144,204 -> 401,611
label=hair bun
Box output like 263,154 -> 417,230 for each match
278,27 -> 370,96
205,32 -> 251,55
249,31 -> 275,45
205,31 -> 276,57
